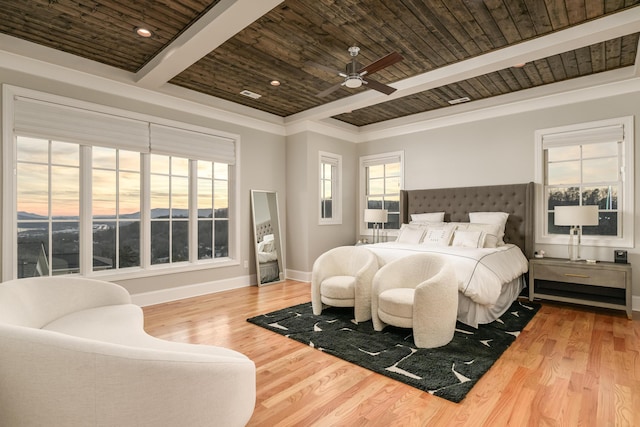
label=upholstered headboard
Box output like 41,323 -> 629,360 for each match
400,182 -> 534,258
255,221 -> 273,243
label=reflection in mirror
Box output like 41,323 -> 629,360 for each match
251,190 -> 284,286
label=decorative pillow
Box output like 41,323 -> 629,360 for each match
469,212 -> 509,245
258,239 -> 275,253
396,224 -> 425,244
410,212 -> 445,223
465,223 -> 501,248
421,223 -> 456,246
451,230 -> 485,248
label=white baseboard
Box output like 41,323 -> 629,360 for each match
131,275 -> 253,307
633,295 -> 640,314
286,269 -> 311,283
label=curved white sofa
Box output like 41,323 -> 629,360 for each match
0,277 -> 256,427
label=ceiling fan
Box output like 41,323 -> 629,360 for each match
309,46 -> 403,98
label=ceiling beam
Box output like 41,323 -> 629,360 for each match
285,7 -> 640,126
136,0 -> 283,88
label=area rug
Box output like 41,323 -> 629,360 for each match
247,300 -> 539,403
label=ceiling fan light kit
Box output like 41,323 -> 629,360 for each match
311,46 -> 403,97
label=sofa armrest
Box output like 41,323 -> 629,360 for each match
0,277 -> 132,328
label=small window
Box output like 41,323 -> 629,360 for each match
360,151 -> 404,236
535,117 -> 634,248
319,152 -> 342,225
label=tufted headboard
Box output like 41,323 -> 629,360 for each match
255,221 -> 273,243
400,182 -> 534,258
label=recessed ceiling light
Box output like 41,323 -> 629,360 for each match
135,27 -> 152,38
270,80 -> 281,87
513,63 -> 527,68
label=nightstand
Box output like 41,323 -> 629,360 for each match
529,257 -> 632,319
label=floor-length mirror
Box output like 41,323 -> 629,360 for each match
251,190 -> 284,286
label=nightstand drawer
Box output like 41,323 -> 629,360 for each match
533,264 -> 626,289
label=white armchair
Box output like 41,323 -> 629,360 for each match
372,254 -> 458,348
311,246 -> 378,322
0,277 -> 256,427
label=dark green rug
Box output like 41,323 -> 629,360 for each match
247,300 -> 540,403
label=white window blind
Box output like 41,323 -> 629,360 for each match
150,124 -> 235,164
542,125 -> 624,148
361,152 -> 403,168
14,96 -> 150,152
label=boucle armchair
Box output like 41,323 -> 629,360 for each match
0,277 -> 256,427
311,246 -> 378,322
372,253 -> 458,348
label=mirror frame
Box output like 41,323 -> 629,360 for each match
250,190 -> 285,286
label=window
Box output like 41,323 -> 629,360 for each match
16,137 -> 80,277
535,117 -> 634,248
197,161 -> 229,259
360,151 -> 404,236
3,86 -> 238,280
319,152 -> 342,224
92,147 -> 141,271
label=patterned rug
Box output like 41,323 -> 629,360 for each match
247,300 -> 539,403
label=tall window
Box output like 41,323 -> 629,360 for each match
92,147 -> 140,271
197,161 -> 229,259
4,87 -> 237,280
360,152 -> 404,236
536,117 -> 634,247
16,137 -> 79,277
150,155 -> 190,265
319,152 -> 341,225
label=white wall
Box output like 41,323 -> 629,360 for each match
0,68 -> 287,296
285,131 -> 357,276
356,91 -> 640,299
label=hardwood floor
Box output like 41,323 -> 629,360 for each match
142,280 -> 640,426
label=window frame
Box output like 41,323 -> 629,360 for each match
534,116 -> 634,248
319,151 -> 342,225
2,84 -> 240,281
359,151 -> 404,238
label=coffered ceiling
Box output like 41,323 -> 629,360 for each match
1,0 -> 639,128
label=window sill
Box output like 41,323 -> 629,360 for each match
86,258 -> 240,282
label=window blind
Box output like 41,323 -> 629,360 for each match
361,152 -> 403,168
542,124 -> 624,148
13,96 -> 150,152
150,124 -> 235,164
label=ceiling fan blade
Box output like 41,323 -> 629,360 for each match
306,60 -> 344,77
316,82 -> 344,98
363,77 -> 397,95
358,52 -> 403,76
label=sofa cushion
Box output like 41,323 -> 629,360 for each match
43,304 -> 249,360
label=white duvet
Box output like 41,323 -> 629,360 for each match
364,242 -> 528,307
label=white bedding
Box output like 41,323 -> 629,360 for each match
364,242 -> 528,307
258,251 -> 278,263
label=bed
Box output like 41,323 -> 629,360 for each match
255,220 -> 280,283
365,182 -> 534,328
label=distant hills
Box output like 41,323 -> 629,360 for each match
17,208 -> 216,221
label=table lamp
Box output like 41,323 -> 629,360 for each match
554,205 -> 599,261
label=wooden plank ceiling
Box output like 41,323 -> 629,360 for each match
1,0 -> 639,127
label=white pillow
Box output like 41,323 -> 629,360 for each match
410,212 -> 445,223
469,212 -> 509,245
451,230 -> 485,248
396,224 -> 425,244
466,223 -> 501,248
421,223 -> 456,246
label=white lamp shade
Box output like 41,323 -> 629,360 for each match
364,208 -> 388,223
554,205 -> 599,226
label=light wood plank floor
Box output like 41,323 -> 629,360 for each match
143,280 -> 640,427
